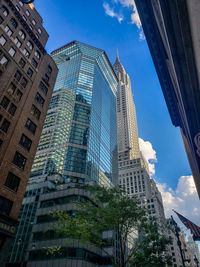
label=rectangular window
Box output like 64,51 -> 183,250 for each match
39,81 -> 48,95
4,172 -> 20,192
30,105 -> 40,120
7,83 -> 16,95
8,47 -> 16,57
19,58 -> 25,68
0,35 -> 6,46
27,68 -> 33,77
32,59 -> 38,68
23,48 -> 30,58
0,119 -> 10,133
20,77 -> 27,88
14,70 -> 22,81
5,25 -> 13,36
15,90 -> 23,102
0,196 -> 13,216
19,134 -> 32,151
0,16 -> 4,24
8,103 -> 17,116
35,93 -> 44,107
0,96 -> 10,109
0,56 -> 9,66
13,151 -> 27,170
43,74 -> 49,83
14,37 -> 22,48
25,118 -> 36,134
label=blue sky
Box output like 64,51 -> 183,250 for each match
34,0 -> 200,224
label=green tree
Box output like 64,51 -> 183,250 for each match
53,185 -> 172,266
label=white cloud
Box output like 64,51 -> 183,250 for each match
112,0 -> 145,40
139,138 -> 157,176
157,176 -> 200,227
103,2 -> 123,23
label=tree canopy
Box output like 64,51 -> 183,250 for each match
52,185 -> 172,266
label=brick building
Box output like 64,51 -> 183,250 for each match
0,0 -> 57,263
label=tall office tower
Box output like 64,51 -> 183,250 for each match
113,53 -> 165,220
9,41 -> 118,266
187,236 -> 200,265
0,0 -> 58,263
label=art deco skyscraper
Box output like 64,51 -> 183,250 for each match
113,53 -> 165,219
114,54 -> 184,266
114,51 -> 140,161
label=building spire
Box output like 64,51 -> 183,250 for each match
117,48 -> 119,61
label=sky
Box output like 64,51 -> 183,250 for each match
34,0 -> 199,229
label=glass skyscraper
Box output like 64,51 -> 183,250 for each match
30,41 -> 118,186
9,41 -> 118,265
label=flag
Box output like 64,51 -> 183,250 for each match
173,210 -> 200,240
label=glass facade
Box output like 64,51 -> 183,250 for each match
30,41 -> 118,186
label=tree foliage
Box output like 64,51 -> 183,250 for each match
53,185 -> 172,266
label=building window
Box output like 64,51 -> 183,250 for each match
14,70 -> 22,81
4,172 -> 20,192
29,24 -> 33,31
0,119 -> 10,133
0,15 -> 3,24
25,10 -> 30,16
43,74 -> 49,83
0,139 -> 2,147
39,81 -> 48,95
22,15 -> 27,22
32,19 -> 36,25
1,6 -> 9,17
0,55 -> 9,66
15,90 -> 23,102
14,37 -> 22,48
19,30 -> 26,40
15,5 -> 20,12
19,58 -> 25,68
5,25 -> 13,37
34,50 -> 41,60
0,96 -> 10,109
27,68 -> 33,77
30,105 -> 40,120
7,83 -> 16,95
47,65 -> 52,74
19,1 -> 23,7
8,103 -> 17,116
27,41 -> 33,50
0,35 -> 7,46
10,18 -> 18,28
23,48 -> 30,58
32,58 -> 38,68
25,118 -> 36,134
19,134 -> 32,151
8,47 -> 16,57
0,196 -> 13,216
13,151 -> 27,170
35,93 -> 44,107
21,77 -> 27,88
38,28 -> 42,34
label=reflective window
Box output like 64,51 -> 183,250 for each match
0,35 -> 6,46
10,18 -> 18,28
5,172 -> 20,192
1,6 -> 9,17
19,30 -> 26,40
13,151 -> 27,169
5,25 -> 13,36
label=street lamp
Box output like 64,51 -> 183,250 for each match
21,0 -> 34,4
